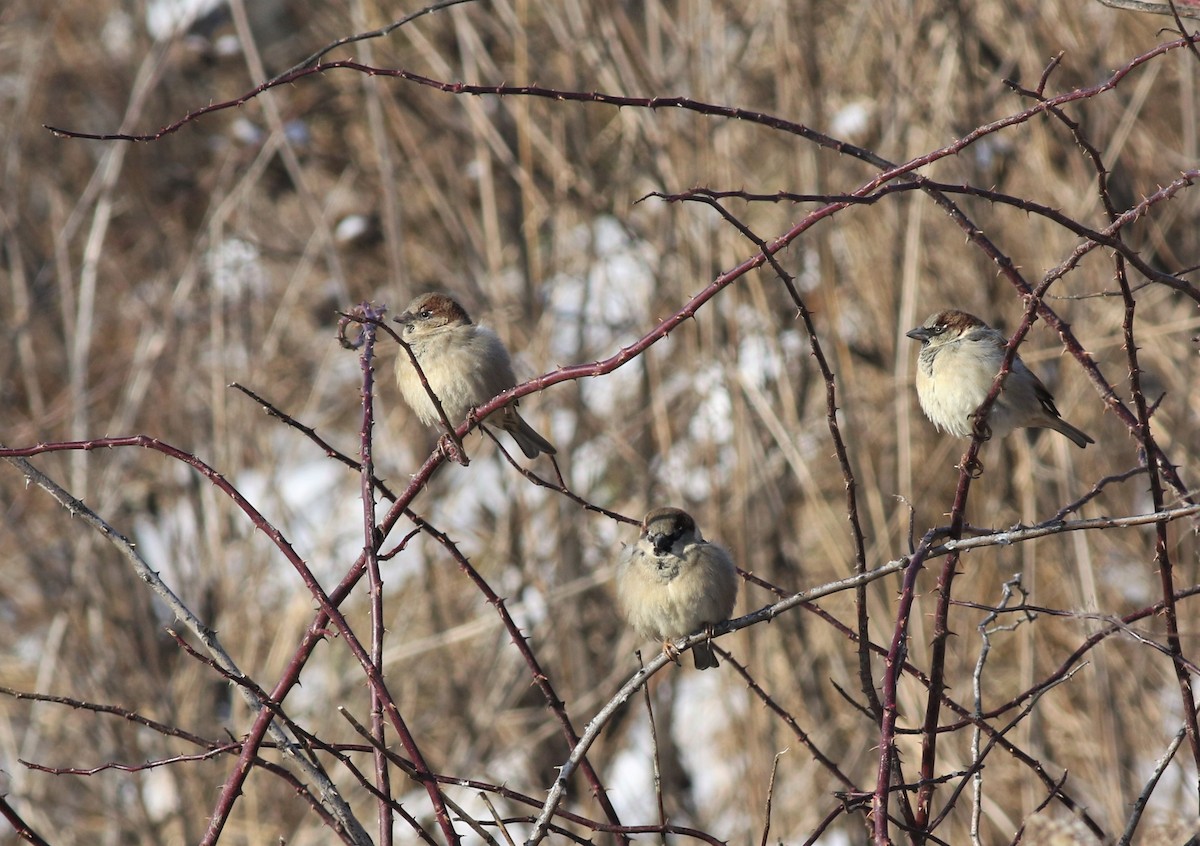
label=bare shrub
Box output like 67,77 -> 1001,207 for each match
2,1 -> 1200,844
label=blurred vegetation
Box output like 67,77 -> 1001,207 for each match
1,0 -> 1199,843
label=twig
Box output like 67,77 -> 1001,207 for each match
1117,723 -> 1191,845
1,794 -> 57,846
759,750 -> 788,846
720,650 -> 858,791
671,188 -> 881,731
933,665 -> 1088,834
638,652 -> 669,843
481,427 -> 639,524
342,309 -> 468,464
1018,71 -> 1200,791
0,435 -> 455,846
352,304 -> 395,845
0,447 -> 371,845
412,514 -> 628,841
339,708 -> 499,846
479,792 -> 519,846
970,577 -> 1032,845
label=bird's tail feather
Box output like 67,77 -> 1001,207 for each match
692,641 -> 719,670
1050,418 -> 1094,449
503,407 -> 556,458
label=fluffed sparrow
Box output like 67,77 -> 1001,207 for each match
616,507 -> 739,670
906,309 -> 1093,448
394,292 -> 556,458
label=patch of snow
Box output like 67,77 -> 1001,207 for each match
830,99 -> 873,142
145,0 -> 223,41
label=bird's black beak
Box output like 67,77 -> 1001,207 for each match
906,326 -> 931,342
650,534 -> 672,555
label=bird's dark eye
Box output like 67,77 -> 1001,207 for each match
419,309 -> 432,319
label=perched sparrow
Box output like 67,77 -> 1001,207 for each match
394,292 -> 556,458
616,507 -> 739,670
906,309 -> 1094,448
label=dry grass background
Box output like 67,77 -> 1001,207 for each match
2,0 -> 1200,844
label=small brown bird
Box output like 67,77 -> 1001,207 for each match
616,507 -> 739,670
394,292 -> 556,458
907,309 -> 1093,448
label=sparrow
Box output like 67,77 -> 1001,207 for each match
616,507 -> 739,670
394,292 -> 556,458
906,309 -> 1094,448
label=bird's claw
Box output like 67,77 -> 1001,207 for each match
438,434 -> 469,466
